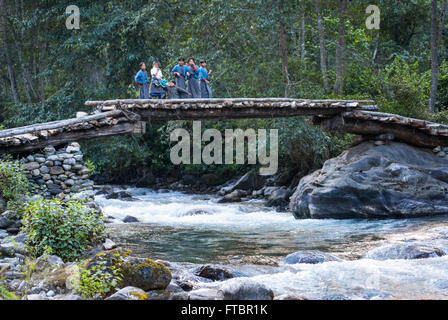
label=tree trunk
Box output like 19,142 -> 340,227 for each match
278,1 -> 291,97
429,0 -> 447,113
333,0 -> 347,95
300,14 -> 306,61
0,0 -> 19,103
314,0 -> 329,92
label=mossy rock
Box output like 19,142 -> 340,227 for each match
120,257 -> 172,291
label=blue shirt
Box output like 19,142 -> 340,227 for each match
187,65 -> 200,80
135,70 -> 149,85
199,67 -> 209,81
172,65 -> 187,78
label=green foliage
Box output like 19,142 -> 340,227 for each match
1,1 -> 446,184
78,262 -> 122,300
0,159 -> 29,210
429,110 -> 448,125
377,56 -> 430,118
0,279 -> 19,300
22,199 -> 105,262
84,159 -> 97,175
77,249 -> 131,300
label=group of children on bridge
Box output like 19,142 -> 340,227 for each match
135,57 -> 212,100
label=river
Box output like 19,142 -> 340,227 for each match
96,187 -> 448,300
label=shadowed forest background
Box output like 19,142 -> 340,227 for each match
0,0 -> 447,184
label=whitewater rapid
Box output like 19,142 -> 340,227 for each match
96,187 -> 448,300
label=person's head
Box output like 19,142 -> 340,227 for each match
140,62 -> 146,70
178,57 -> 185,66
188,57 -> 195,65
153,60 -> 159,68
200,60 -> 207,68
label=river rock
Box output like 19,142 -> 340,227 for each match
122,215 -> 139,223
217,190 -> 245,203
0,216 -> 14,229
290,142 -> 448,219
120,257 -> 172,291
231,170 -> 266,191
217,278 -> 274,300
364,243 -> 446,260
102,239 -> 117,250
135,171 -> 155,187
105,286 -> 148,300
195,265 -> 233,281
106,190 -> 134,201
188,288 -> 219,300
35,254 -> 65,270
282,250 -> 342,264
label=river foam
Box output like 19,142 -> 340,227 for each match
98,187 -> 448,300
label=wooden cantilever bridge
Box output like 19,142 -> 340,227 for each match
0,98 -> 447,154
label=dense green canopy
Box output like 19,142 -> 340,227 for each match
0,0 -> 447,181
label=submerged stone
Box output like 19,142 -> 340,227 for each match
282,250 -> 342,264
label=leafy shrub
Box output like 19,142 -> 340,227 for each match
429,110 -> 448,125
377,56 -> 429,118
84,159 -> 97,174
78,262 -> 122,300
77,249 -> 131,300
22,199 -> 105,262
0,159 -> 29,209
0,279 -> 19,300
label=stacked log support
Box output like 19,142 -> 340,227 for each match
312,111 -> 448,148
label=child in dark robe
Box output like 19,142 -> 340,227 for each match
135,62 -> 150,99
186,58 -> 201,98
171,57 -> 188,99
199,60 -> 212,98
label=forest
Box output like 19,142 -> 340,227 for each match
1,0 -> 447,183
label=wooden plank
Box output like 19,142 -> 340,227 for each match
0,121 -> 146,154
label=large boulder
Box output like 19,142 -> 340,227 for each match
282,250 -> 342,264
120,257 -> 172,291
231,170 -> 266,191
364,243 -> 446,260
86,250 -> 172,291
290,142 -> 448,219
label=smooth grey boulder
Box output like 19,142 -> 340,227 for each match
105,286 -> 147,300
282,250 -> 342,264
232,170 -> 266,191
217,278 -> 274,300
0,216 -> 14,229
364,243 -> 446,260
290,142 -> 448,219
188,288 -> 218,300
122,215 -> 139,223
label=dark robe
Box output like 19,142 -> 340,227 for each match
139,83 -> 150,99
200,81 -> 212,98
173,65 -> 188,99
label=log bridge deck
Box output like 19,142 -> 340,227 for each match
0,98 -> 447,154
